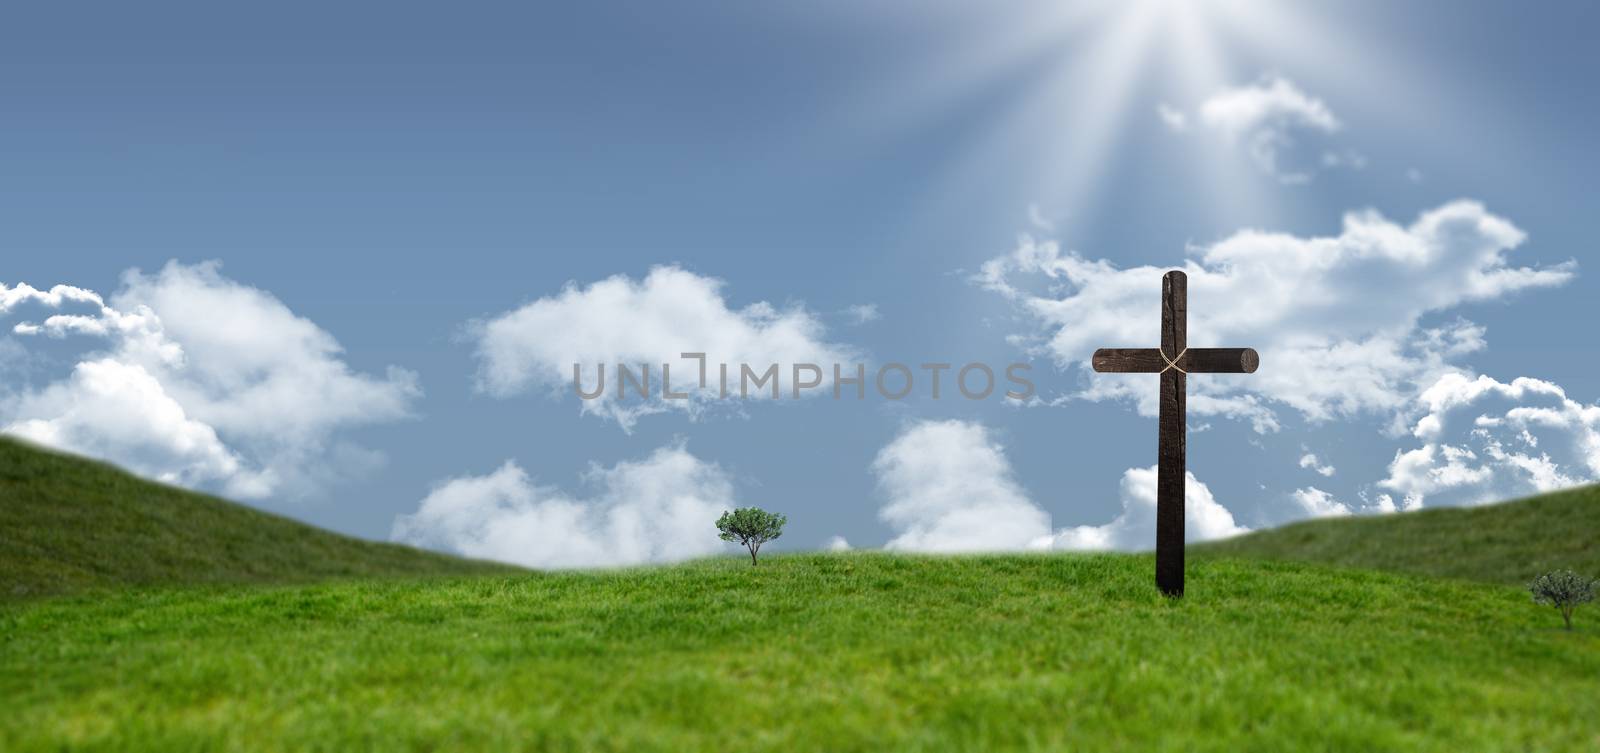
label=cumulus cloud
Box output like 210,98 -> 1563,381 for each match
1288,486 -> 1352,518
1047,466 -> 1249,550
111,263 -> 419,447
1,283 -> 105,315
1298,451 -> 1336,477
470,265 -> 857,431
391,443 -> 737,568
1196,75 -> 1342,183
871,420 -> 1248,553
1199,75 -> 1339,139
873,420 -> 1051,552
4,358 -> 270,497
978,201 -> 1574,433
1379,373 -> 1600,507
0,262 -> 419,499
824,535 -> 852,552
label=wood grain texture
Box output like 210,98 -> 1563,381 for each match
1091,348 -> 1259,374
1157,271 -> 1187,597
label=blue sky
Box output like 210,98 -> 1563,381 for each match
3,1 -> 1597,565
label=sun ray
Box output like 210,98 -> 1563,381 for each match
1157,1 -> 1278,226
911,1 -> 1165,230
818,0 -> 1438,248
841,2 -> 1114,138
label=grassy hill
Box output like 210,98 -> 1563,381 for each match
0,437 -> 515,599
1194,484 -> 1600,585
3,438 -> 1598,750
3,554 -> 1597,752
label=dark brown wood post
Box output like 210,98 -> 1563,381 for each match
1157,271 -> 1187,597
1090,270 -> 1256,598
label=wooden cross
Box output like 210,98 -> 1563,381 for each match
1091,270 -> 1258,597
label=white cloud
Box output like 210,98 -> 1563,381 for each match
4,358 -> 271,498
1298,451 -> 1336,477
1048,466 -> 1249,550
0,282 -> 104,314
1199,75 -> 1340,138
1,262 -> 419,499
1289,486 -> 1352,517
1362,491 -> 1410,514
391,443 -> 737,569
1379,373 -> 1600,507
471,265 -> 857,431
112,263 -> 419,448
978,201 -> 1573,432
1156,103 -> 1188,132
871,420 -> 1248,553
873,420 -> 1052,552
1196,75 -> 1342,183
825,535 -> 852,552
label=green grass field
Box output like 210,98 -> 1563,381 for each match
5,555 -> 1598,752
3,438 -> 1599,751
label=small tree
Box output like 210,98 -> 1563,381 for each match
716,507 -> 786,566
1528,570 -> 1597,631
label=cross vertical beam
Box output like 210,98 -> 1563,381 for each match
1089,270 -> 1258,598
1157,271 -> 1186,597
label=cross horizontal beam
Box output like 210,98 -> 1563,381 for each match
1091,347 -> 1259,374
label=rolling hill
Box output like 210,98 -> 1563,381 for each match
2,438 -> 1597,750
1194,484 -> 1600,585
0,437 -> 515,599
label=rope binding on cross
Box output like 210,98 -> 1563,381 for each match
1160,347 -> 1187,374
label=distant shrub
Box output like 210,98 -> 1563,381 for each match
716,507 -> 786,566
1527,570 -> 1597,630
